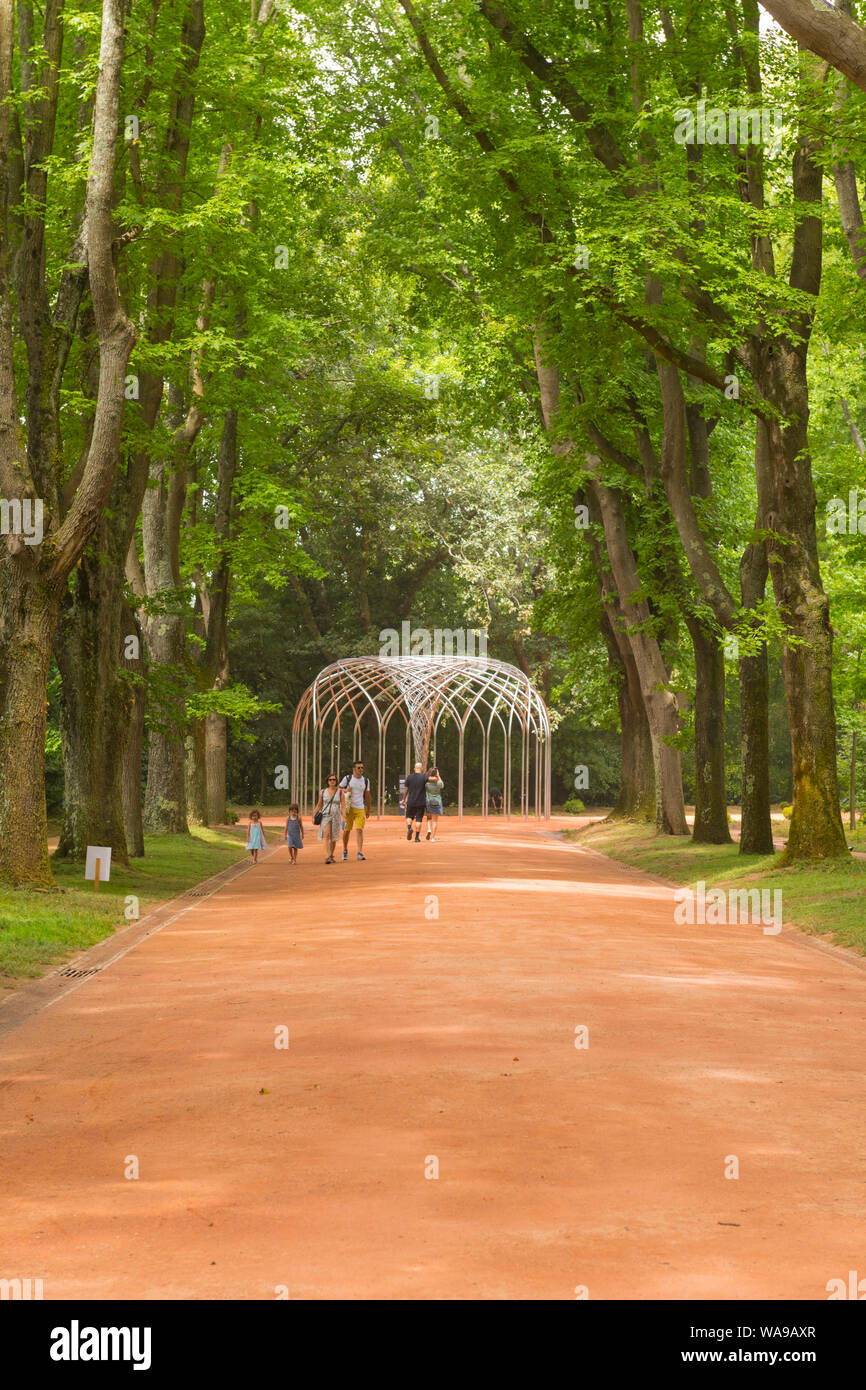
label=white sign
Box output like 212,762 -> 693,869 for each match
85,846 -> 112,882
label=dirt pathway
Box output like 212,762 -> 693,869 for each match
0,816 -> 863,1300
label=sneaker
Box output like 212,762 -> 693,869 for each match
414,833 -> 420,842
357,852 -> 366,861
325,856 -> 334,864
425,830 -> 431,840
342,850 -> 348,861
406,825 -> 412,841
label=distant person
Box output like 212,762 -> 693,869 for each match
246,809 -> 266,863
489,787 -> 503,814
404,762 -> 429,842
285,804 -> 304,863
340,760 -> 371,861
424,768 -> 444,841
313,774 -> 343,864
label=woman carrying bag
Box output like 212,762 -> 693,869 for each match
313,774 -> 343,864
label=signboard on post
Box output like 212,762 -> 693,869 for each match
399,775 -> 406,807
85,846 -> 112,887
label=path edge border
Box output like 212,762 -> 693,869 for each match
556,826 -> 866,977
0,846 -> 282,1042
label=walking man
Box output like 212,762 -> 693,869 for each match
340,760 -> 371,862
403,762 -> 429,843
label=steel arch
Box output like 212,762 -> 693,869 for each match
291,655 -> 552,821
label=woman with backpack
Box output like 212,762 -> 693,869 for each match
313,774 -> 343,864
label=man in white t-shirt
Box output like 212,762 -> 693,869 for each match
339,760 -> 371,861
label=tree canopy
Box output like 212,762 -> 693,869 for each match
2,0 -> 866,885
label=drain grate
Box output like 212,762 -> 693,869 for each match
56,966 -> 101,980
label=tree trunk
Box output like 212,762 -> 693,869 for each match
590,479 -> 688,835
206,712 -> 228,824
850,731 -> 857,833
143,608 -> 189,834
54,520 -> 130,864
120,599 -> 145,856
683,614 -> 732,844
185,719 -> 208,825
0,0 -> 134,886
757,345 -> 847,861
738,540 -> 775,855
599,598 -> 654,821
530,333 -> 685,835
0,567 -> 56,886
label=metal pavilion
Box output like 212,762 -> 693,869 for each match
291,655 -> 552,820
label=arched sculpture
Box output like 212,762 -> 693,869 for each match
291,655 -> 552,820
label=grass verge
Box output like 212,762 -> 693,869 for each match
0,827 -> 248,992
570,820 -> 866,956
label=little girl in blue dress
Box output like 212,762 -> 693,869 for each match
246,809 -> 267,863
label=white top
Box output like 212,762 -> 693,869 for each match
341,774 -> 367,808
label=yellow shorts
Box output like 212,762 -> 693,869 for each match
345,806 -> 366,831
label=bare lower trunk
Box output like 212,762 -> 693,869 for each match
738,541 -> 775,854
206,712 -> 228,824
0,568 -> 56,886
591,480 -> 687,835
600,606 -> 654,820
121,601 -> 145,857
758,347 -> 847,861
684,616 -> 732,843
185,719 -> 208,825
145,731 -> 189,833
531,329 -> 684,832
54,521 -> 130,863
143,611 -> 189,834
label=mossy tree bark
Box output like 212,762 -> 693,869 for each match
759,364 -> 847,861
749,128 -> 847,862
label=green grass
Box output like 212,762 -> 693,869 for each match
0,827 -> 248,990
569,820 -> 866,955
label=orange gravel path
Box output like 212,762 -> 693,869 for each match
0,815 -> 863,1301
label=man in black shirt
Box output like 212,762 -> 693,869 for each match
403,762 -> 429,842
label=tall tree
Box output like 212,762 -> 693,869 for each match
0,0 -> 134,886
